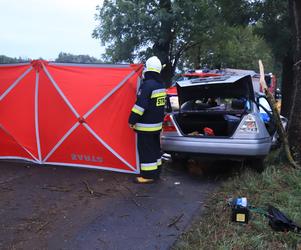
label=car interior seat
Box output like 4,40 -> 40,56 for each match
231,98 -> 246,110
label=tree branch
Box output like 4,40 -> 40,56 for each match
172,41 -> 201,68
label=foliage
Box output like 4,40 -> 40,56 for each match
182,25 -> 274,72
93,0 -> 217,82
0,53 -> 102,65
212,0 -> 291,63
55,52 -> 102,63
213,0 -> 262,26
0,55 -> 29,64
252,0 -> 294,118
93,0 -> 277,83
173,158 -> 301,250
254,0 -> 292,61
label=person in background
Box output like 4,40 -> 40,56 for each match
128,56 -> 166,184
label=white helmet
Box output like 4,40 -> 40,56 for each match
145,56 -> 162,73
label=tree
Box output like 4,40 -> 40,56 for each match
0,55 -> 29,64
254,0 -> 294,118
55,52 -> 102,63
288,0 -> 301,163
93,0 -> 216,83
182,25 -> 274,72
213,0 -> 262,26
213,0 -> 295,118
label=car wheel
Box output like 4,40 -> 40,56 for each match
245,158 -> 265,173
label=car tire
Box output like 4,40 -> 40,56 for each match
245,158 -> 265,173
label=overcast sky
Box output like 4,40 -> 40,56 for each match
0,0 -> 105,60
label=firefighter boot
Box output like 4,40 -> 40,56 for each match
134,176 -> 155,184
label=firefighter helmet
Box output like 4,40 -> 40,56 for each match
145,56 -> 162,73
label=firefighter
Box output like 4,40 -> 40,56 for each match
129,56 -> 166,184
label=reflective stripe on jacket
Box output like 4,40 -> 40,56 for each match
129,78 -> 166,133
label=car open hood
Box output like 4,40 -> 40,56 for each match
176,75 -> 255,106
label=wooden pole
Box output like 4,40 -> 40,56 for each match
259,60 -> 299,168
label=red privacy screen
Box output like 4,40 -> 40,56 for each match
0,60 -> 143,174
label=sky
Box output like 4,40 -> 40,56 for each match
0,0 -> 105,60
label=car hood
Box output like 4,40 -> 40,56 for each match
176,75 -> 255,106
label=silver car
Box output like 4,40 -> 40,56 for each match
161,74 -> 282,171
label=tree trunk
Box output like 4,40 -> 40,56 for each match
280,55 -> 294,117
193,45 -> 201,69
281,0 -> 295,118
288,0 -> 301,163
161,62 -> 173,88
152,0 -> 174,85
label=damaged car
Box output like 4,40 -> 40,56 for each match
161,75 -> 281,171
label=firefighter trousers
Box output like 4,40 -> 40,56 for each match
137,132 -> 162,179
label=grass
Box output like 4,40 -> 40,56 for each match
173,150 -> 301,250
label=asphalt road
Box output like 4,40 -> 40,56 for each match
0,159 -> 239,250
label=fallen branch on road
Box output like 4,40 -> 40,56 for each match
83,181 -> 107,197
36,221 -> 50,233
135,194 -> 152,198
131,197 -> 141,207
0,175 -> 22,185
83,180 -> 94,194
168,213 -> 184,228
0,186 -> 14,192
112,177 -> 142,207
42,186 -> 71,192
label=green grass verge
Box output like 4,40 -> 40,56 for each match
173,153 -> 301,250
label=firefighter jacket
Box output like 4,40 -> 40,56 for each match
129,76 -> 166,133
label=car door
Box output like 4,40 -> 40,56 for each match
257,95 -> 276,136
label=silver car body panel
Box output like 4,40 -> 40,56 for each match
161,99 -> 273,158
161,136 -> 271,156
